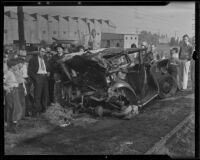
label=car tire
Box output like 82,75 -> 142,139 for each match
158,73 -> 177,99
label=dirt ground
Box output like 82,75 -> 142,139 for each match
4,89 -> 194,156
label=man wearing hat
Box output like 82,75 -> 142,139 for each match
50,45 -> 66,104
28,47 -> 50,116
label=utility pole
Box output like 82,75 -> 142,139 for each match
157,29 -> 160,37
135,27 -> 139,34
17,6 -> 25,49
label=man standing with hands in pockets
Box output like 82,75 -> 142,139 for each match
178,34 -> 193,91
28,47 -> 50,117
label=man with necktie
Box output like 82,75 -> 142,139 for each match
28,47 -> 50,116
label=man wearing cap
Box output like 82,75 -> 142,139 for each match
28,47 -> 50,116
45,46 -> 54,104
50,45 -> 66,104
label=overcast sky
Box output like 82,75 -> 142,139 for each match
5,2 -> 195,38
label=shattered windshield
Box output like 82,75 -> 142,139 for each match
107,55 -> 128,67
128,52 -> 140,65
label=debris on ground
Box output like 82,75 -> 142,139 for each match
43,103 -> 74,127
72,116 -> 99,127
43,103 -> 99,127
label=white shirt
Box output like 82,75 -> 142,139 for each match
37,56 -> 47,74
21,62 -> 28,78
4,70 -> 19,93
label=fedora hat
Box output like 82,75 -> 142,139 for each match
54,44 -> 64,50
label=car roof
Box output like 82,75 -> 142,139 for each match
88,48 -> 125,59
125,48 -> 147,54
90,47 -> 147,59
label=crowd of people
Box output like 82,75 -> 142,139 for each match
140,34 -> 194,92
3,44 -> 84,133
3,34 -> 195,134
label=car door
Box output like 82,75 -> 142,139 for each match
143,52 -> 158,99
126,51 -> 145,98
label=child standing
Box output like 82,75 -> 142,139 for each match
4,59 -> 23,133
168,48 -> 180,90
16,57 -> 27,119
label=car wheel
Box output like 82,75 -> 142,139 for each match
158,74 -> 177,98
113,87 -> 138,106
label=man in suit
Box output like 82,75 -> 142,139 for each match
28,47 -> 50,116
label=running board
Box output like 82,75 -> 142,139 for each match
138,93 -> 158,108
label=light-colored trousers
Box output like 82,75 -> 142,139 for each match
190,59 -> 195,91
179,60 -> 190,90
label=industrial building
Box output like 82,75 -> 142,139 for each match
4,11 -> 117,49
4,11 -> 19,45
158,36 -> 170,44
101,33 -> 138,48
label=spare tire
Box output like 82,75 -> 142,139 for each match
158,73 -> 177,98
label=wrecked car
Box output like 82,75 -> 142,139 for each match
56,47 -> 178,119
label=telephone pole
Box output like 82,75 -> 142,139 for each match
135,27 -> 139,34
17,6 -> 25,49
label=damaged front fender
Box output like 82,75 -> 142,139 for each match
107,80 -> 139,105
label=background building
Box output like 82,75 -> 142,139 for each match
101,33 -> 138,48
4,11 -> 19,45
4,11 -> 116,49
159,35 -> 170,44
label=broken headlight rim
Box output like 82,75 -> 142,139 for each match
117,71 -> 127,80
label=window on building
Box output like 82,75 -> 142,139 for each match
116,43 -> 120,47
43,31 -> 46,34
131,37 -> 133,40
125,37 -> 128,40
4,30 -> 7,34
53,31 -> 57,34
107,40 -> 110,48
135,37 -> 137,40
